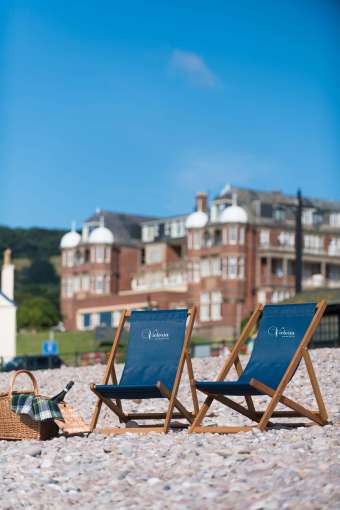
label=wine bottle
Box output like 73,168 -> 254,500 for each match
51,381 -> 74,403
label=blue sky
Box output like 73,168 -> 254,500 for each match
1,0 -> 340,228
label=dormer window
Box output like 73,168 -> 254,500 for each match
274,207 -> 285,222
330,212 -> 340,227
313,210 -> 323,226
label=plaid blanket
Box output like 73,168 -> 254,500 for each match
11,394 -> 64,422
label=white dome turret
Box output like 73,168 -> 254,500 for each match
89,217 -> 114,244
60,222 -> 81,249
220,193 -> 248,224
186,210 -> 208,229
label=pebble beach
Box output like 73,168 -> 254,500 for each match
0,348 -> 339,510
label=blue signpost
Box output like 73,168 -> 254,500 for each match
42,340 -> 58,355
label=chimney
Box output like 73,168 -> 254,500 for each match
196,192 -> 208,212
2,249 -> 14,300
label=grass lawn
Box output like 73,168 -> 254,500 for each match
16,330 -> 101,364
17,330 -> 222,365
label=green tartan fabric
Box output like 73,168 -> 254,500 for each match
11,394 -> 64,422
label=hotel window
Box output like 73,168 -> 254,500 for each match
95,246 -> 105,263
62,278 -> 73,298
211,257 -> 222,276
62,252 -> 67,267
145,244 -> 164,264
66,251 -> 74,267
203,231 -> 213,248
274,207 -> 285,222
187,233 -> 193,250
104,274 -> 110,293
95,274 -> 104,294
200,258 -> 210,277
193,231 -> 202,250
304,235 -> 323,253
302,209 -> 314,225
200,257 -> 221,277
239,257 -> 245,279
73,276 -> 81,292
272,258 -> 284,277
171,220 -> 185,238
81,274 -> 90,291
328,238 -> 340,256
330,213 -> 340,227
327,264 -> 340,281
142,224 -> 159,242
82,313 -> 92,329
239,227 -> 245,245
303,262 -> 321,279
288,259 -> 296,276
200,292 -> 222,322
272,290 -> 291,304
222,227 -> 228,245
211,291 -> 222,321
259,229 -> 270,247
278,231 -> 295,248
200,293 -> 210,322
113,311 -> 121,327
228,225 -> 238,245
105,247 -> 111,263
98,311 -> 112,327
223,256 -> 245,280
193,260 -> 200,282
227,256 -> 238,279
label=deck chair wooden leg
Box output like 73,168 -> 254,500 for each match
157,382 -> 194,424
188,395 -> 214,433
186,354 -> 199,415
250,379 -> 325,427
110,365 -> 125,423
90,399 -> 103,432
90,310 -> 128,432
163,307 -> 197,433
91,385 -> 129,423
303,350 -> 328,423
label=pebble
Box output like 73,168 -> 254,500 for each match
0,348 -> 339,509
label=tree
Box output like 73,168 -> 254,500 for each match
17,297 -> 59,330
23,258 -> 59,285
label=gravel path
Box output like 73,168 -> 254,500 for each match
0,348 -> 339,510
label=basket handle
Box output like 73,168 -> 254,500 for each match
8,370 -> 39,397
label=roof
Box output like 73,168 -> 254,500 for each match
86,211 -> 157,246
215,185 -> 340,212
282,288 -> 340,305
0,291 -> 16,306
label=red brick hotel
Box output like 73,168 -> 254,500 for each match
60,186 -> 340,339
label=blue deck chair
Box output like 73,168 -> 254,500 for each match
90,307 -> 199,434
190,301 -> 328,433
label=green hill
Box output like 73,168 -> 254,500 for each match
0,225 -> 66,330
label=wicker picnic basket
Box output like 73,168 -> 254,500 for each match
0,370 -> 59,441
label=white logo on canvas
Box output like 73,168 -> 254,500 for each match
268,326 -> 295,339
141,328 -> 170,340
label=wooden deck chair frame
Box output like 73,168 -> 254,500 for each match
90,306 -> 199,434
189,300 -> 328,434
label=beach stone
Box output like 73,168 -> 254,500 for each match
0,348 -> 339,509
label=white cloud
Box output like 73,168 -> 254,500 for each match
162,149 -> 279,214
169,49 -> 221,88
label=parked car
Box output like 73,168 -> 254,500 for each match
1,355 -> 64,372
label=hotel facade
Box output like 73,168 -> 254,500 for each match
60,186 -> 340,339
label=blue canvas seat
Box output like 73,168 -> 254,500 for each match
190,301 -> 328,434
90,308 -> 199,434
